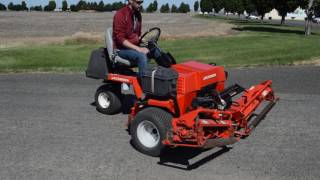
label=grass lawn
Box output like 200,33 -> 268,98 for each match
1,16 -> 320,73
0,44 -> 96,73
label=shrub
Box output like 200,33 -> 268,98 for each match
30,5 -> 42,11
70,5 -> 78,12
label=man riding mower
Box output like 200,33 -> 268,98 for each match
86,27 -> 278,157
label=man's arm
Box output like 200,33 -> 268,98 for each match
113,13 -> 127,47
122,40 -> 149,54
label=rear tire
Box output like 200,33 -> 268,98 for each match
95,85 -> 122,115
130,107 -> 173,157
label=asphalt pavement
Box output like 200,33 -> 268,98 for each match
1,65 -> 320,180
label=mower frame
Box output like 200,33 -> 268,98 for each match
86,27 -> 278,157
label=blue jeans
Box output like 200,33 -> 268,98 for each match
117,49 -> 148,77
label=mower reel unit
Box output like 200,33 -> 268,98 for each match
86,27 -> 278,157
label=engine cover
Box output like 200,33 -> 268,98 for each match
172,61 -> 226,95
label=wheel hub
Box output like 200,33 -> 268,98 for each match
137,120 -> 160,148
98,92 -> 110,108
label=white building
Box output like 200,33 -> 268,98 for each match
265,7 -> 306,20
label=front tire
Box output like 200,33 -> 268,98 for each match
130,107 -> 173,157
95,85 -> 122,115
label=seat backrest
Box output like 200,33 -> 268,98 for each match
105,28 -> 114,59
105,27 -> 134,67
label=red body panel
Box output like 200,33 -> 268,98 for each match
107,73 -> 143,99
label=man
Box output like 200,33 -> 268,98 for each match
113,0 -> 149,77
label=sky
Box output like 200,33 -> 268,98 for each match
0,0 -> 197,8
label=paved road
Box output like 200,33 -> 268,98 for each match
1,66 -> 320,180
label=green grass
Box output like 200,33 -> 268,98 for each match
0,44 -> 97,72
1,16 -> 320,73
160,33 -> 320,67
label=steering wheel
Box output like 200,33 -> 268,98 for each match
139,27 -> 161,47
139,27 -> 175,67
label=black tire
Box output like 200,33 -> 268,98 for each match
95,85 -> 122,115
130,107 -> 173,157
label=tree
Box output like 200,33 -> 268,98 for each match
44,0 -> 56,11
315,0 -> 320,16
194,1 -> 199,12
146,1 -> 157,13
111,2 -> 124,11
70,4 -> 78,11
93,2 -> 98,10
242,0 -> 256,15
224,0 -> 238,15
97,0 -> 104,12
92,2 -> 98,11
21,1 -> 28,11
212,0 -> 224,14
76,0 -> 87,10
0,3 -> 6,11
178,2 -> 190,13
306,0 -> 315,35
234,0 -> 245,17
49,0 -> 56,10
62,0 -> 68,11
153,0 -> 158,12
146,3 -> 154,12
274,0 -> 300,25
8,2 -> 13,10
253,0 -> 274,20
8,2 -> 22,11
146,0 -> 158,12
200,0 -> 213,13
298,0 -> 316,35
171,4 -> 178,13
104,4 -> 112,11
160,3 -> 170,13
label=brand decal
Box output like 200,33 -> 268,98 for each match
111,77 -> 130,83
203,73 -> 217,80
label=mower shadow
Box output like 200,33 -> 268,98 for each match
232,26 -> 305,35
229,20 -> 282,26
158,146 -> 231,170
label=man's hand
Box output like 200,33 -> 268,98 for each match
136,47 -> 150,55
